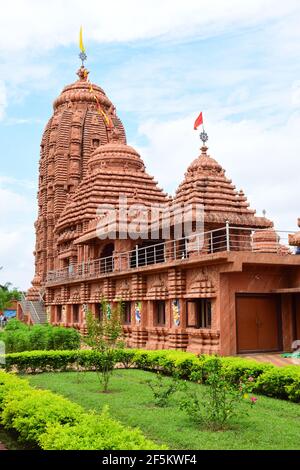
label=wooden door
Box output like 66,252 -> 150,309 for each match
294,295 -> 300,340
236,296 -> 281,353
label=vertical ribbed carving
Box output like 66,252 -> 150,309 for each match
113,117 -> 127,144
28,72 -> 127,298
82,110 -> 108,177
54,109 -> 72,218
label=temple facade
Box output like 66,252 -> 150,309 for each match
20,65 -> 300,356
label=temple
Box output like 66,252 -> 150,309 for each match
18,64 -> 300,355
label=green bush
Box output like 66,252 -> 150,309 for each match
1,348 -> 300,402
0,320 -> 80,353
205,356 -> 274,384
39,407 -> 163,450
179,356 -> 257,430
255,366 -> 300,402
50,327 -> 80,351
0,370 -> 163,450
4,319 -> 28,332
1,388 -> 83,443
2,350 -> 82,373
0,369 -> 32,407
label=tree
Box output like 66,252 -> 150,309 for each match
0,283 -> 21,313
83,299 -> 124,393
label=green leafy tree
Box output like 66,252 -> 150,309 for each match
0,283 -> 21,313
83,299 -> 124,392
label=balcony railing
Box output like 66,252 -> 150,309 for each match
46,224 -> 298,284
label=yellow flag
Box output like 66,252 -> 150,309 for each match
79,26 -> 85,52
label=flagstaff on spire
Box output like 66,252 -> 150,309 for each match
79,26 -> 87,66
194,111 -> 208,145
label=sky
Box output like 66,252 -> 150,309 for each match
0,0 -> 300,290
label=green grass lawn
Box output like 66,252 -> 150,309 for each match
27,369 -> 300,450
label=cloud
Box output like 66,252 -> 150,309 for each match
0,178 -> 36,289
4,117 -> 43,125
0,1 -> 299,53
0,228 -> 35,291
0,176 -> 36,190
0,81 -> 7,120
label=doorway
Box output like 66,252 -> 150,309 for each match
236,295 -> 282,353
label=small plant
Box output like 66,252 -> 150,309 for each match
180,356 -> 257,430
83,299 -> 124,393
145,372 -> 185,407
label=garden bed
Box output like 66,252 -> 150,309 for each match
27,369 -> 300,450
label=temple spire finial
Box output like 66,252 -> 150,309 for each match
78,26 -> 87,66
193,111 -> 208,147
200,128 -> 208,146
76,27 -> 89,81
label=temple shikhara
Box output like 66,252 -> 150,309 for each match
19,57 -> 300,356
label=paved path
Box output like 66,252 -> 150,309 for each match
240,353 -> 299,367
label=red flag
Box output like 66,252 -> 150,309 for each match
194,112 -> 203,130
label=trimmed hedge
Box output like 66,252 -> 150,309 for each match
0,319 -> 80,352
1,348 -> 300,402
0,370 -> 164,450
39,408 -> 163,450
255,366 -> 300,402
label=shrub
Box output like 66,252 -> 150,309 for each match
179,356 -> 257,430
255,366 -> 300,402
2,350 -> 82,373
0,370 -> 163,450
217,356 -> 274,384
83,304 -> 124,392
1,349 -> 300,403
5,330 -> 30,353
0,322 -> 80,353
145,372 -> 184,407
50,326 -> 80,350
285,376 -> 300,402
4,319 -> 28,332
1,388 -> 83,443
39,407 -> 164,450
28,325 -> 51,351
0,370 -> 32,407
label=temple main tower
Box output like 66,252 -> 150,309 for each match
28,66 -> 126,300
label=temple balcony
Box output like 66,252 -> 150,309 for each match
46,224 -> 298,286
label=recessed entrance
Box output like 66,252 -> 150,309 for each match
236,295 -> 282,353
292,294 -> 300,341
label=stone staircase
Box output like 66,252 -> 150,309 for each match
19,292 -> 47,324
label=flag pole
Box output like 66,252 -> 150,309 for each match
200,120 -> 208,146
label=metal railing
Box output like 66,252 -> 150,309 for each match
19,293 -> 42,324
46,224 -> 298,284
